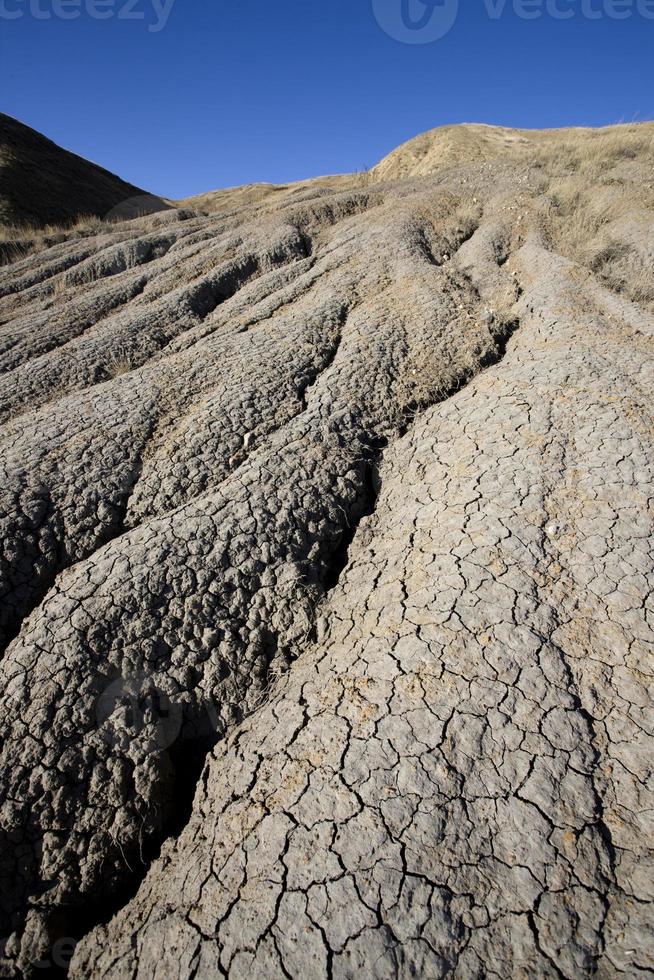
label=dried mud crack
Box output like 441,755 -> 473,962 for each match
1,120 -> 653,978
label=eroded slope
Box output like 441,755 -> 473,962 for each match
0,123 -> 652,979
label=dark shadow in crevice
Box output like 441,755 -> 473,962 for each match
396,315 -> 521,440
321,438 -> 386,594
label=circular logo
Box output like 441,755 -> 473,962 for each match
103,194 -> 173,223
372,0 -> 459,43
96,672 -> 183,753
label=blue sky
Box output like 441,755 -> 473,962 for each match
1,0 -> 652,198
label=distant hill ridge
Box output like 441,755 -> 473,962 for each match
2,113 -> 653,231
0,113 -> 169,229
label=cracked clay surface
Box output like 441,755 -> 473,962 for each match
0,129 -> 652,978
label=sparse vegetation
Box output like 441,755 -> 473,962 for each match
521,126 -> 654,308
2,115 -> 654,980
0,214 -> 116,267
105,351 -> 136,378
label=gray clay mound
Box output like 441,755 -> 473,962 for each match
0,120 -> 653,978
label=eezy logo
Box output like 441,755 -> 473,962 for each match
372,0 -> 460,43
0,0 -> 176,32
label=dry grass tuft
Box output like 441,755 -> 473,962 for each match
105,344 -> 137,378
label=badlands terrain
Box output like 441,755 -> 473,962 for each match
0,115 -> 653,978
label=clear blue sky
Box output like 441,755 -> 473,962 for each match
1,0 -> 652,198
